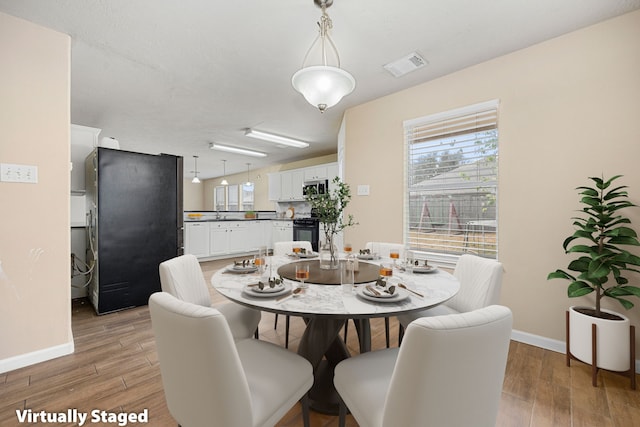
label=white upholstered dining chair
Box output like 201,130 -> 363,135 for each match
397,253 -> 503,342
149,292 -> 313,427
334,305 -> 513,427
159,254 -> 261,340
272,240 -> 313,348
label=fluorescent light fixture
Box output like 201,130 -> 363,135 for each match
209,143 -> 267,158
245,129 -> 309,148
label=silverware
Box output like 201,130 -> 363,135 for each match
275,287 -> 303,303
398,283 -> 424,298
365,285 -> 381,296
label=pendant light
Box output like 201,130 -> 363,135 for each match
245,163 -> 252,186
191,156 -> 201,184
291,0 -> 355,113
220,159 -> 229,186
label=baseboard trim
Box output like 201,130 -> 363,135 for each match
511,329 -> 640,374
0,341 -> 74,374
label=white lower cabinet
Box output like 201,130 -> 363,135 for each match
185,220 -> 273,259
227,221 -> 249,253
184,222 -> 210,258
209,222 -> 229,256
271,221 -> 293,245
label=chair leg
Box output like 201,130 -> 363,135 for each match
274,313 -> 279,329
254,326 -> 259,339
338,395 -> 347,427
398,323 -> 404,346
301,393 -> 310,427
343,320 -> 348,343
285,315 -> 291,349
385,317 -> 390,348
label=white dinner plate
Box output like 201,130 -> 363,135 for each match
358,286 -> 409,303
244,282 -> 290,298
290,252 -> 318,258
363,285 -> 395,298
227,265 -> 258,274
412,265 -> 437,274
357,254 -> 377,260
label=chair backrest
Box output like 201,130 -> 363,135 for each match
383,305 -> 512,427
447,254 -> 503,313
273,240 -> 313,256
365,242 -> 405,258
149,292 -> 253,427
159,254 -> 211,307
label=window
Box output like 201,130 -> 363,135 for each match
227,184 -> 239,211
404,100 -> 499,263
242,183 -> 255,211
214,186 -> 226,211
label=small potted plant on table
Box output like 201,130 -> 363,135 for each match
548,175 -> 640,388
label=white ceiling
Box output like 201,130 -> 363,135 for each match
2,0 -> 639,179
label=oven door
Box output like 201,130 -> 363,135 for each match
293,220 -> 319,252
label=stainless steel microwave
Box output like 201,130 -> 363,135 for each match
303,180 -> 328,196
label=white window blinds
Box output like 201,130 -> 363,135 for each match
404,100 -> 499,260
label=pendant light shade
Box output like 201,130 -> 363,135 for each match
292,66 -> 355,112
191,156 -> 201,184
245,163 -> 252,186
292,0 -> 355,113
220,159 -> 229,186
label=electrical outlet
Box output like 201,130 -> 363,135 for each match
1,163 -> 38,183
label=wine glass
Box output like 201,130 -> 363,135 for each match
292,244 -> 301,258
344,242 -> 353,255
379,262 -> 393,279
389,249 -> 400,267
295,263 -> 310,289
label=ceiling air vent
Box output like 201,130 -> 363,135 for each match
383,52 -> 428,78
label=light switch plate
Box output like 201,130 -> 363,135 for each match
357,185 -> 370,196
1,163 -> 38,183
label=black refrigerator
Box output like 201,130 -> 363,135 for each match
85,147 -> 183,314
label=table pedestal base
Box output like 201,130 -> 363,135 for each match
298,317 -> 371,415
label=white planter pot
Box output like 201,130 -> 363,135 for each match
569,306 -> 631,372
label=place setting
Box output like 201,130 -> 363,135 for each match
224,259 -> 259,274
288,245 -> 318,259
243,276 -> 291,298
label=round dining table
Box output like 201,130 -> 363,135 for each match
211,254 -> 459,414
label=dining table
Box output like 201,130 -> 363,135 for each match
211,253 -> 460,414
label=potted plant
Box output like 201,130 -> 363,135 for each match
548,175 -> 640,386
244,210 -> 257,219
304,177 -> 357,269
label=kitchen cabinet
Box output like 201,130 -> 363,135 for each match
279,170 -> 304,201
227,221 -> 249,253
272,220 -> 293,245
268,173 -> 281,201
185,222 -> 210,258
304,165 -> 328,182
327,163 -> 339,186
209,222 -> 229,256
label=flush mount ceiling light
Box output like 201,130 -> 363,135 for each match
191,155 -> 201,184
291,0 -> 355,113
209,143 -> 267,158
220,159 -> 229,186
245,129 -> 309,149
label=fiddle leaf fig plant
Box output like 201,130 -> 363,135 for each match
548,175 -> 640,316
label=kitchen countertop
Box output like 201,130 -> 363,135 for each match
184,218 -> 295,222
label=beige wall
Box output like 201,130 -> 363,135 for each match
183,178 -> 205,210
344,10 -> 640,352
198,154 -> 338,211
0,12 -> 73,370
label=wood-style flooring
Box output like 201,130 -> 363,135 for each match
1,258 -> 639,426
